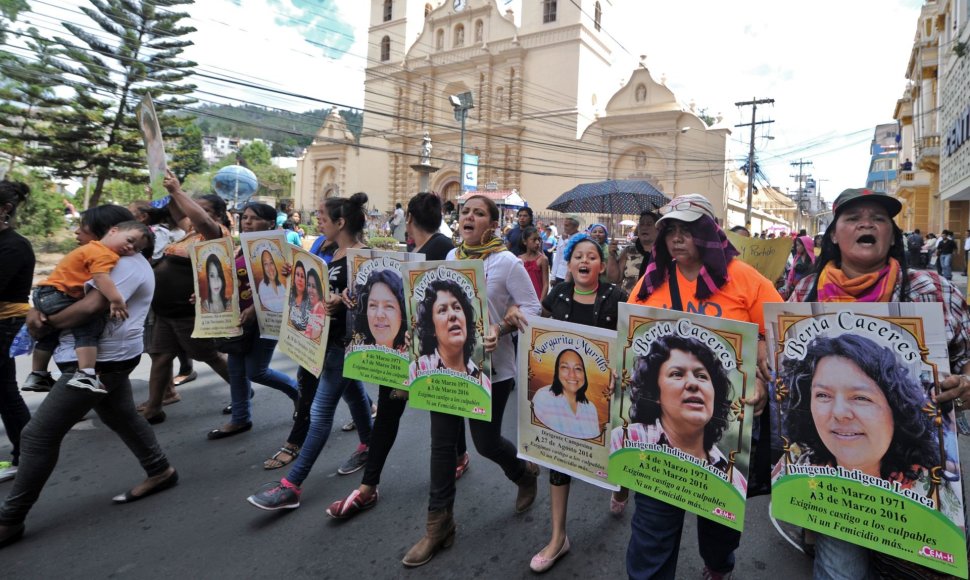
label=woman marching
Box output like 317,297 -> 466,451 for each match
246,193 -> 374,510
519,232 -> 629,573
326,192 -> 471,520
402,194 -> 541,567
787,188 -> 970,580
626,193 -> 779,579
206,202 -> 299,440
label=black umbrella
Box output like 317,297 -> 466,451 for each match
548,179 -> 669,215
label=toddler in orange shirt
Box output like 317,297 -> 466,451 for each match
29,221 -> 152,393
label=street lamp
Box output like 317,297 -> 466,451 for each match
450,91 -> 474,194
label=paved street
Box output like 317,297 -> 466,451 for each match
2,266 -> 969,580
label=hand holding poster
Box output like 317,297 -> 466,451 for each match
240,231 -> 290,339
765,303 -> 967,578
725,231 -> 792,284
190,237 -> 242,338
517,316 -> 618,490
135,93 -> 167,199
403,260 -> 491,421
343,249 -> 424,388
608,303 -> 757,531
278,247 -> 329,377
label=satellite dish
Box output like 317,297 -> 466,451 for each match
212,165 -> 258,208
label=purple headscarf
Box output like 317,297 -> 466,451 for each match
636,214 -> 739,302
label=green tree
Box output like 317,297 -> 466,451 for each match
8,168 -> 66,237
238,140 -> 271,167
35,0 -> 197,207
0,0 -> 28,43
0,30 -> 69,171
170,122 -> 205,180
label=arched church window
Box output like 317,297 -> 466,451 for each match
380,36 -> 390,61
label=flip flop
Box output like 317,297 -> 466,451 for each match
173,370 -> 197,386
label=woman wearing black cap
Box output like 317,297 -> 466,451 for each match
788,187 -> 970,580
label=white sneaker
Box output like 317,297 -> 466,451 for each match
0,461 -> 16,483
66,371 -> 107,394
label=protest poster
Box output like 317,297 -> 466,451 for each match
190,237 -> 242,339
725,231 -> 792,284
278,247 -> 329,377
766,302 -> 967,578
608,302 -> 757,531
404,260 -> 490,421
135,93 -> 167,199
240,231 -> 290,339
517,316 -> 619,490
343,249 -> 425,387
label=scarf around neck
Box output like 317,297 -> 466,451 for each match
816,258 -> 899,302
637,215 -> 738,302
456,235 -> 507,260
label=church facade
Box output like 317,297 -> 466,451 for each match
294,0 -> 731,220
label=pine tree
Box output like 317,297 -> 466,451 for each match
170,121 -> 205,180
42,0 -> 197,207
0,29 -> 69,171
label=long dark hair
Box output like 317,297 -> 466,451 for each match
289,260 -> 307,303
416,279 -> 477,362
550,348 -> 590,404
259,250 -> 281,287
306,268 -> 324,305
205,253 -> 230,307
353,269 -> 406,349
630,334 -> 733,453
782,334 -> 938,481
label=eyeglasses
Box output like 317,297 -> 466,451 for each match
659,201 -> 711,215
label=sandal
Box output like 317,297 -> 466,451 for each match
455,452 -> 471,481
264,445 -> 300,470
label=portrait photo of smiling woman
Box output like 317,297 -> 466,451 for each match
782,333 -> 944,485
531,348 -> 602,439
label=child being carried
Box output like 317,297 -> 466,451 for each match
31,220 -> 152,393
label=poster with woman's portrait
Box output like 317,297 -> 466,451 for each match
240,231 -> 290,339
403,260 -> 490,421
278,247 -> 329,377
517,316 -> 619,491
609,303 -> 758,532
766,303 -> 967,578
343,249 -> 425,388
190,237 -> 242,339
135,93 -> 167,199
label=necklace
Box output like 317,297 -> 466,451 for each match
573,285 -> 598,296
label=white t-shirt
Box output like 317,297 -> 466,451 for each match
445,249 -> 541,383
257,280 -> 286,313
53,254 -> 155,363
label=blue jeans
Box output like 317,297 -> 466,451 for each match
32,286 -> 105,351
0,317 -> 31,466
227,337 -> 298,425
286,347 -> 372,486
940,253 -> 953,280
814,534 -> 874,580
626,492 -> 739,579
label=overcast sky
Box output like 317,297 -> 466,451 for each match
27,0 -> 926,200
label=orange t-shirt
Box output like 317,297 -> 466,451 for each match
627,259 -> 782,334
40,241 -> 119,299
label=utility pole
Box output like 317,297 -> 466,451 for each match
790,159 -> 813,233
735,98 -> 775,227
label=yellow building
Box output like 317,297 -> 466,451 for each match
725,170 -> 796,234
295,0 -> 730,218
895,0 -> 970,235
